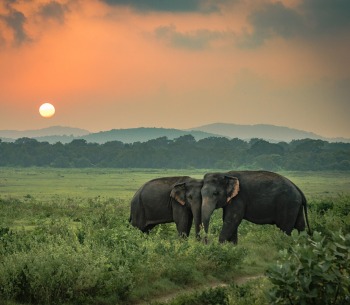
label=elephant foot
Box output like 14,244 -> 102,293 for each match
203,236 -> 208,244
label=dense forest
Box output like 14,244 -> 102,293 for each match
1,135 -> 350,170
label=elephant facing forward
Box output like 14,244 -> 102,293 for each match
130,176 -> 203,238
201,170 -> 311,244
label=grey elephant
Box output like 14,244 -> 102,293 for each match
130,176 -> 203,238
201,170 -> 311,244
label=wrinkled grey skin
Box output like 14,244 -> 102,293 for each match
201,171 -> 311,244
130,176 -> 203,238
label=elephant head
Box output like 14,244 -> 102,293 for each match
201,173 -> 239,236
170,178 -> 203,238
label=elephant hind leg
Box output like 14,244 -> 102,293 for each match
294,206 -> 306,233
276,200 -> 303,235
278,224 -> 294,236
142,224 -> 156,233
276,214 -> 298,235
220,227 -> 238,244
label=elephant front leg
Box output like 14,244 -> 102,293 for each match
219,222 -> 238,244
228,228 -> 238,244
173,205 -> 191,237
185,213 -> 193,237
219,203 -> 243,244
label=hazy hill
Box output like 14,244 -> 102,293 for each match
189,123 -> 336,142
0,127 -> 221,144
1,124 -> 349,144
0,126 -> 89,139
80,127 -> 221,144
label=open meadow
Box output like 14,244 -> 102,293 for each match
0,168 -> 350,305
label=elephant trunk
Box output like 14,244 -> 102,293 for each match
201,198 -> 216,236
190,205 -> 202,240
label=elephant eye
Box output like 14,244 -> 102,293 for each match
188,194 -> 193,200
213,191 -> 219,196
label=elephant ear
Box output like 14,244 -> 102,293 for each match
170,183 -> 186,206
225,176 -> 239,203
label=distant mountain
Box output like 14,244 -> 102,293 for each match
1,124 -> 349,144
80,127 -> 221,144
0,126 -> 90,139
0,127 -> 221,144
189,123 -> 349,143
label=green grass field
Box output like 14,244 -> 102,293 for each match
1,168 -> 349,200
0,168 -> 349,305
0,168 -> 207,200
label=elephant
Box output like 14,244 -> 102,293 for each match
201,170 -> 311,244
129,176 -> 203,238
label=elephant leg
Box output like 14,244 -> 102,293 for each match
176,221 -> 189,237
185,213 -> 193,237
276,200 -> 302,235
173,205 -> 191,237
294,206 -> 306,233
219,201 -> 244,244
277,217 -> 295,235
143,224 -> 156,233
225,227 -> 238,244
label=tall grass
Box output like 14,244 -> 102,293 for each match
0,168 -> 349,304
0,196 -> 247,304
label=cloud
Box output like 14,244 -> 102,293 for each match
100,0 -> 226,13
239,0 -> 350,48
154,25 -> 228,50
38,1 -> 68,23
301,0 -> 350,34
0,7 -> 30,46
0,0 -> 72,47
238,2 -> 304,48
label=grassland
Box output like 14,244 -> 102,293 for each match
0,168 -> 349,304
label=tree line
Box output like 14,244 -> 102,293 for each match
0,135 -> 350,170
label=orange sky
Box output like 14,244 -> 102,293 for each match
0,0 -> 349,138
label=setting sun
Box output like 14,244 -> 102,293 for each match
39,103 -> 55,118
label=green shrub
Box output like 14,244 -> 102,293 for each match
198,287 -> 229,305
229,278 -> 270,305
152,280 -> 270,305
333,194 -> 350,216
0,240 -> 134,304
0,220 -> 135,305
155,286 -> 229,305
309,199 -> 334,214
267,231 -> 350,305
195,241 -> 247,275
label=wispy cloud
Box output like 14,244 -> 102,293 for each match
100,0 -> 227,13
0,7 -> 29,46
239,0 -> 350,48
38,1 -> 69,24
154,25 -> 229,50
301,0 -> 350,35
0,0 -> 72,47
238,2 -> 303,48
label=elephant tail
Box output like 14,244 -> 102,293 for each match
303,194 -> 312,236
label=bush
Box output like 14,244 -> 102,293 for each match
194,241 -> 247,275
0,240 -> 134,304
229,278 -> 270,305
151,279 -> 270,305
156,286 -> 229,305
267,231 -> 350,305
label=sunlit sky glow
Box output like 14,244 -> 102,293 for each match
0,0 -> 349,138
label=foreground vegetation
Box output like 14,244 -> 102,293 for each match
0,168 -> 349,304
